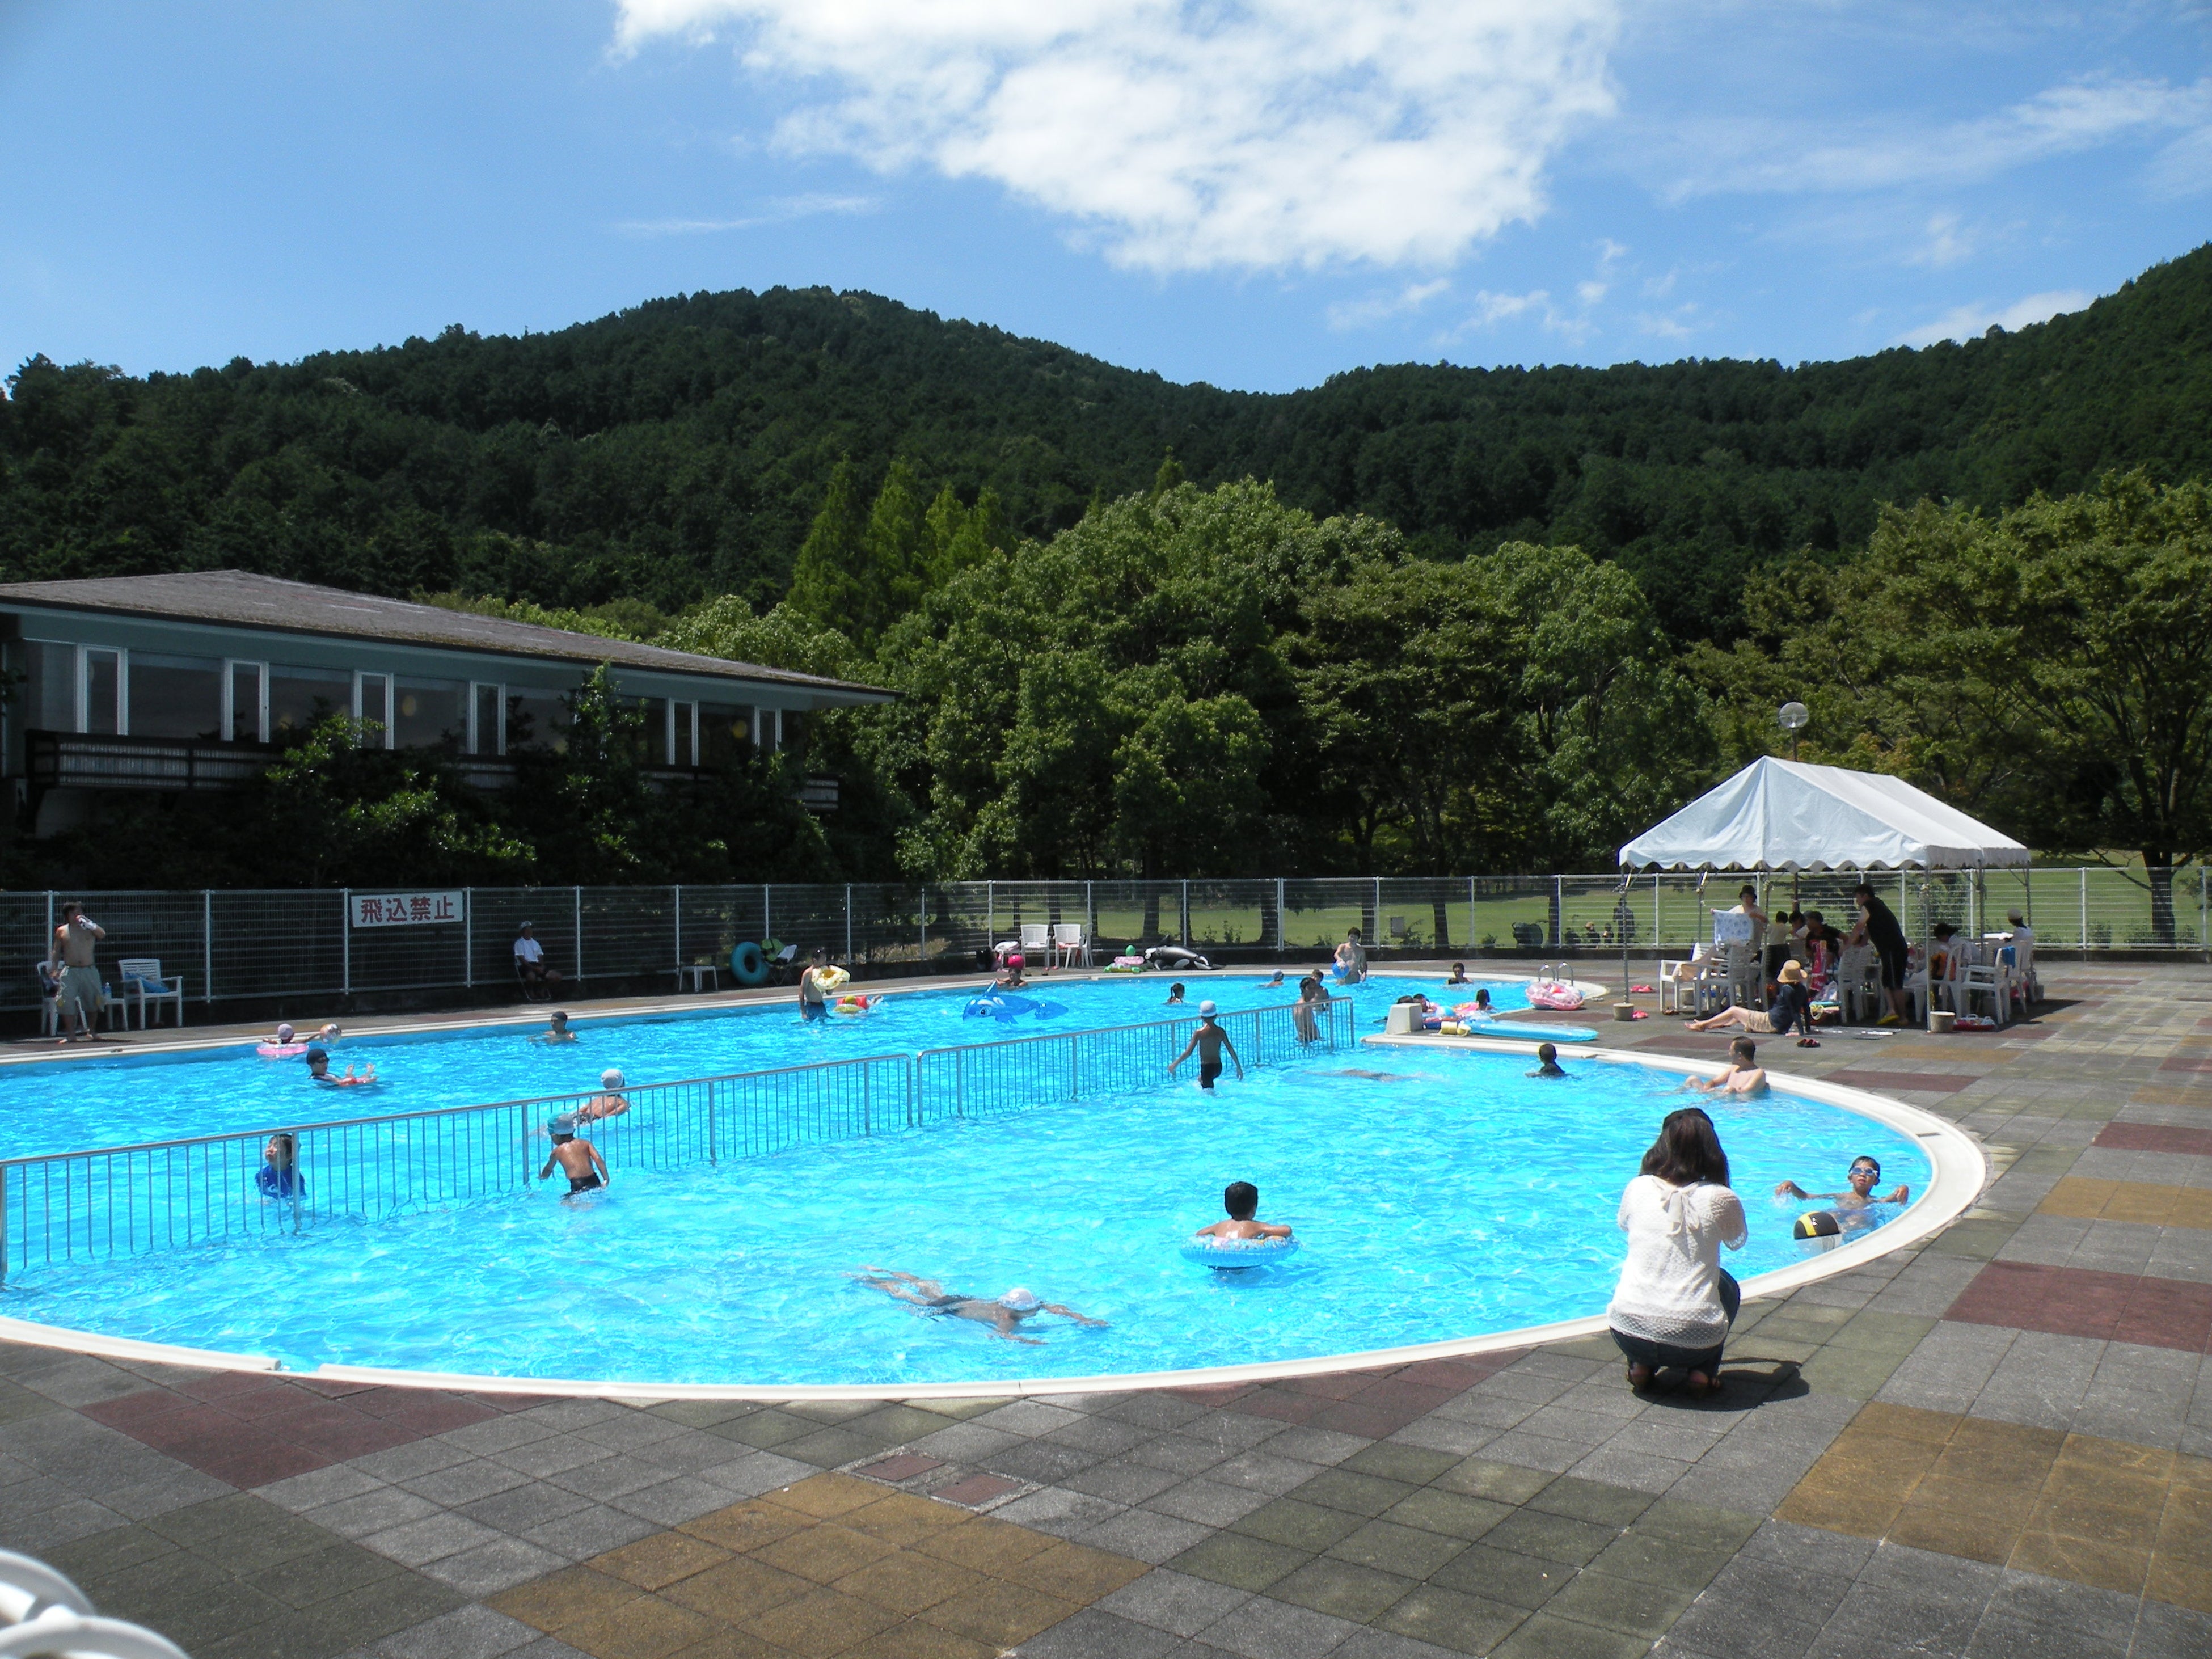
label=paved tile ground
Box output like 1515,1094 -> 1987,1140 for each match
5,960 -> 2212,1657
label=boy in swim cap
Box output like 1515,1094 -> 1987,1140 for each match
305,1047 -> 375,1086
539,1122 -> 609,1196
1776,1155 -> 1910,1213
1194,1180 -> 1293,1242
578,1069 -> 630,1122
1169,1001 -> 1244,1090
1529,1042 -> 1568,1079
851,1269 -> 1104,1345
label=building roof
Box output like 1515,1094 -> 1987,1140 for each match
0,571 -> 893,702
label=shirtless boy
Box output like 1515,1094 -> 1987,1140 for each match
1169,1001 -> 1245,1090
852,1269 -> 1103,1345
1193,1180 -> 1292,1242
539,1127 -> 609,1196
47,901 -> 105,1042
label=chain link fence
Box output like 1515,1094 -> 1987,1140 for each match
5,868 -> 2205,1017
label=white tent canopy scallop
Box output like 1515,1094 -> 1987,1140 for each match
1618,756 -> 2029,873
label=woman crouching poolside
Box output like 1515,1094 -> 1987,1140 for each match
1607,1107 -> 1746,1398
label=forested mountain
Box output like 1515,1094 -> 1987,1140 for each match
4,244 -> 2208,641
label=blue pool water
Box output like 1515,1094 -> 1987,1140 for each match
5,1047 -> 1928,1387
0,973 -> 1536,1158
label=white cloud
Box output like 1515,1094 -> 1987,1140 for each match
1327,278 -> 1451,330
1894,288 -> 2092,347
614,193 -> 878,235
613,1 -> 1623,272
1657,74 -> 2212,199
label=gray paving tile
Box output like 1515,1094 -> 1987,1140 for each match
358,1512 -> 504,1568
1146,1478 -> 1277,1527
1078,1506 -> 1217,1565
606,1474 -> 736,1526
348,1439 -> 476,1483
991,1485 -> 1126,1538
1015,1605 -> 1184,1658
977,1399 -> 1091,1437
437,1413 -> 557,1455
1203,1593 -> 1365,1659
372,1601 -> 543,1658
573,1409 -> 690,1451
394,1457 -> 532,1507
517,1501 -> 658,1559
256,1464 -> 387,1513
1099,1568 -> 1258,1637
303,1487 -> 444,1541
698,1449 -> 814,1497
418,1535 -> 572,1598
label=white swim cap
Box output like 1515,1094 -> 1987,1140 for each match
276,1023 -> 294,1042
601,1069 -> 624,1088
1000,1287 -> 1041,1312
1198,1000 -> 1217,1016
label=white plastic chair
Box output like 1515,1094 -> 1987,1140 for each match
1053,923 -> 1090,968
1958,954 -> 2011,1026
0,1548 -> 188,1659
1838,950 -> 1885,1024
1658,959 -> 1692,1015
34,966 -> 60,1039
116,959 -> 184,1029
1018,923 -> 1050,966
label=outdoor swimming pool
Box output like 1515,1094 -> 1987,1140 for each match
0,972 -> 1542,1158
3,1046 -> 1929,1388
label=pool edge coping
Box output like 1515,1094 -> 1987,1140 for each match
0,1035 -> 1983,1402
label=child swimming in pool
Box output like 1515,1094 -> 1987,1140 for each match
1165,981 -> 1186,1005
1168,1002 -> 1244,1090
1776,1155 -> 1909,1232
1528,1042 -> 1568,1079
1193,1180 -> 1293,1242
852,1269 -> 1104,1344
539,1125 -> 609,1196
1447,963 -> 1470,985
305,1047 -> 375,1087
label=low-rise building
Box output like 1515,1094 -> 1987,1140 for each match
0,571 -> 892,834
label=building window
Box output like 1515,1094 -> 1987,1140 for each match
353,672 -> 394,748
782,710 -> 809,761
227,661 -> 268,743
505,689 -> 567,753
470,683 -> 503,755
83,649 -> 123,736
698,702 -> 754,770
128,653 -> 223,740
18,641 -> 75,732
269,664 -> 354,738
670,700 -> 698,767
394,678 -> 467,749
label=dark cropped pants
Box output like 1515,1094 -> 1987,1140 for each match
1610,1272 -> 1741,1374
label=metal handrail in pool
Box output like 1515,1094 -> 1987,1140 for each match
0,998 -> 1353,1278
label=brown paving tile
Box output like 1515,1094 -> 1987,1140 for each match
835,1625 -> 994,1659
1001,1539 -> 1149,1602
2009,1531 -> 2151,1597
2041,1177 -> 2212,1229
681,1501 -> 812,1555
1888,1504 -> 2019,1565
754,1523 -> 900,1585
928,1473 -> 1024,1508
1945,1261 -> 2212,1353
2095,1121 -> 2212,1156
664,1629 -> 797,1659
2133,1084 -> 2212,1107
490,1564 -> 644,1632
914,1578 -> 1078,1648
662,1556 -> 816,1622
744,1586 -> 902,1658
560,1593 -> 720,1659
2161,1055 -> 2212,1074
2146,1555 -> 2212,1615
838,1492 -> 970,1548
763,1474 -> 886,1520
831,1549 -> 982,1615
1823,1068 -> 1982,1092
854,1454 -> 943,1484
909,1517 -> 1057,1575
595,1531 -> 736,1590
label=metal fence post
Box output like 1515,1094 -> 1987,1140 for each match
2081,867 -> 2088,948
573,887 -> 584,984
845,885 -> 853,963
463,888 -> 474,987
1180,881 -> 1189,946
1556,875 -> 1565,948
763,883 -> 771,945
920,887 -> 928,963
673,884 -> 682,982
202,890 -> 213,1005
2202,864 -> 2208,952
1276,879 -> 1286,956
987,880 -> 994,949
341,889 -> 351,995
1652,873 -> 1661,948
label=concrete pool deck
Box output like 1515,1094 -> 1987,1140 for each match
2,960 -> 2208,1657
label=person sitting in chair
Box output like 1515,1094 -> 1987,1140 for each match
515,922 -> 562,996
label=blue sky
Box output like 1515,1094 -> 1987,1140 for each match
3,1 -> 2207,394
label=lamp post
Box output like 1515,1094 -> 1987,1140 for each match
1778,701 -> 1809,763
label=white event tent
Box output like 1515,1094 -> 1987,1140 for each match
1616,756 -> 2029,1028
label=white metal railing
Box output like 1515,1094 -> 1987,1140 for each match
0,1002 -> 1348,1277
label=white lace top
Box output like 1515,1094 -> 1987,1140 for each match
1607,1175 -> 1747,1348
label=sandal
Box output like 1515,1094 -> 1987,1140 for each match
1797,1037 -> 1820,1048
1684,1370 -> 1721,1398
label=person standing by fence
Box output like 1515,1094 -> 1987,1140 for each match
47,901 -> 104,1042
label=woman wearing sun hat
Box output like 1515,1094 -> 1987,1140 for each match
1686,960 -> 1818,1046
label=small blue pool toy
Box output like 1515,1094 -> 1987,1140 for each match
1181,1235 -> 1302,1271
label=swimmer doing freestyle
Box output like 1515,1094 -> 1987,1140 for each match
852,1269 -> 1104,1345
